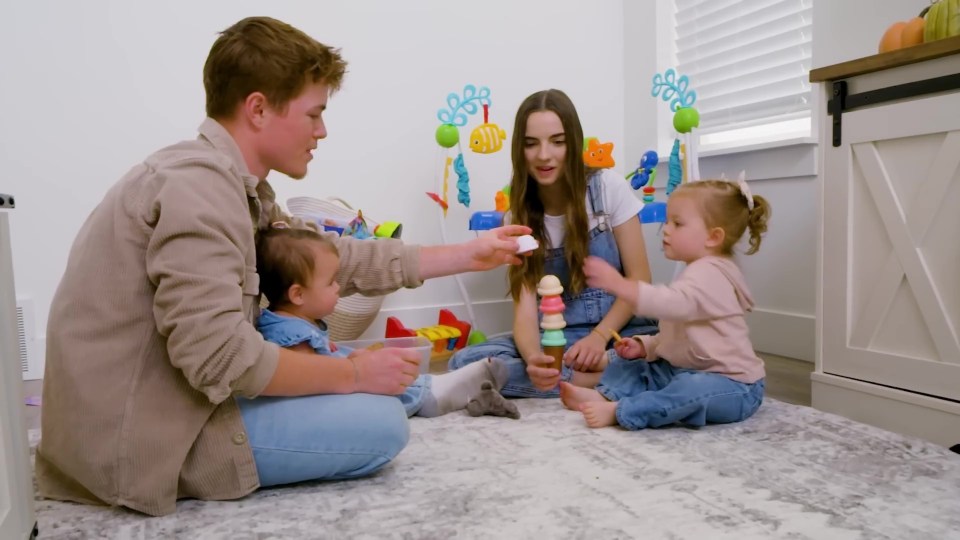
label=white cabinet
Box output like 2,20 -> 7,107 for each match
811,42 -> 960,448
0,201 -> 37,540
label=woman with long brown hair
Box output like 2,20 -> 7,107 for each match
449,89 -> 658,397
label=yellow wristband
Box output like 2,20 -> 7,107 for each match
591,328 -> 608,341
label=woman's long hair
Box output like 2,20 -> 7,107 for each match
507,89 -> 590,300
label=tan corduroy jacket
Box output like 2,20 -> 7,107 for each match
35,119 -> 422,516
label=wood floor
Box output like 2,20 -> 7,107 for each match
19,354 -> 812,433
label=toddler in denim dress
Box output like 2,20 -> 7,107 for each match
242,226 -> 515,419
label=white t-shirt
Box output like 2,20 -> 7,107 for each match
542,169 -> 642,249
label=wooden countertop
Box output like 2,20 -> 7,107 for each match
810,35 -> 960,82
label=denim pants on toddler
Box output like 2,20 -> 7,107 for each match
597,354 -> 765,430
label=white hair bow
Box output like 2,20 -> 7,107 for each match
735,170 -> 754,211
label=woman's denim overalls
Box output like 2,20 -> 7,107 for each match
448,173 -> 658,397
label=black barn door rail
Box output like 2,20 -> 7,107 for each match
827,73 -> 960,147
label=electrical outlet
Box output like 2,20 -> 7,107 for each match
0,193 -> 14,208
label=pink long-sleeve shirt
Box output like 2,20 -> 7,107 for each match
633,256 -> 765,383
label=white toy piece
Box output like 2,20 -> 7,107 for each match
515,234 -> 539,254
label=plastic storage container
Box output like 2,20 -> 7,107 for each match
336,336 -> 433,374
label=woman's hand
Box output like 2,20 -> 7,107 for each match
525,352 -> 561,391
613,338 -> 646,361
464,224 -> 533,271
564,331 -> 608,371
347,347 -> 421,395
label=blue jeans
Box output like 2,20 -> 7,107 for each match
235,379 -> 434,487
597,355 -> 765,430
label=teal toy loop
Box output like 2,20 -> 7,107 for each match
437,85 -> 492,127
651,69 -> 697,112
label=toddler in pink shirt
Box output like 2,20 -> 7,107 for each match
561,178 -> 772,429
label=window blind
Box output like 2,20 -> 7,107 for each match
674,0 -> 813,135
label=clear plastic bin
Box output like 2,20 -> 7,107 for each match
336,336 -> 432,374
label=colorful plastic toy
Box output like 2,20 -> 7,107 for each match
386,309 -> 476,356
432,84 -> 500,212
469,104 -> 507,154
652,68 -> 701,186
537,275 -> 566,371
583,137 -> 615,168
343,209 -> 373,239
373,221 -> 403,239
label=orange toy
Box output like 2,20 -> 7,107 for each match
583,138 -> 615,168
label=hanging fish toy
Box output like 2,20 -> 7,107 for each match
469,104 -> 506,154
470,123 -> 506,154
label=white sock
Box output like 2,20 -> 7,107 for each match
418,358 -> 509,418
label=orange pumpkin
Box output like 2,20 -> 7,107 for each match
878,9 -> 928,53
902,17 -> 926,46
879,21 -> 907,53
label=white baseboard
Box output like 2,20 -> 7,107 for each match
746,308 -> 815,362
812,372 -> 960,448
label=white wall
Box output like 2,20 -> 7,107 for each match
3,0 -> 925,364
0,0 -> 627,348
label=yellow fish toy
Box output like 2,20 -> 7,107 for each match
470,122 -> 507,154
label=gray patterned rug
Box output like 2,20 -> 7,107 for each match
33,398 -> 960,539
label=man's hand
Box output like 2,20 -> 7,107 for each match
347,347 -> 421,395
465,224 -> 533,271
525,352 -> 561,391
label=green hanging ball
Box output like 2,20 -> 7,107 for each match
435,124 -> 459,148
673,107 -> 700,134
502,185 -> 511,196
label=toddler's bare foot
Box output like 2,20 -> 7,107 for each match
580,401 -> 618,428
559,381 -> 606,411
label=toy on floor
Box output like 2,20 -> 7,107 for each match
537,275 -> 566,371
467,381 -> 521,419
386,309 -> 478,358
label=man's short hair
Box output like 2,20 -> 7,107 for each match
203,16 -> 347,119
